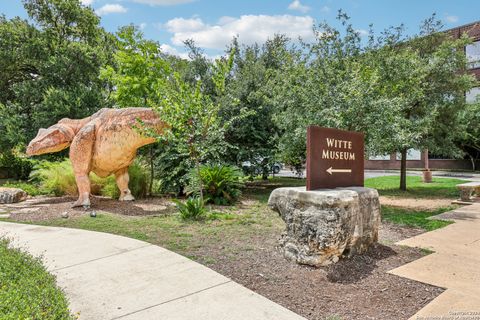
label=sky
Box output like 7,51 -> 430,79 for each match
2,0 -> 480,58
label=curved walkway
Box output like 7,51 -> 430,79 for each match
0,222 -> 305,320
389,203 -> 480,319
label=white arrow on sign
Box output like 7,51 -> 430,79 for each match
326,167 -> 352,175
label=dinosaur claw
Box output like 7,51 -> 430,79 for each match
72,193 -> 91,208
120,194 -> 135,201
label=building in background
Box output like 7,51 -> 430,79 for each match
366,21 -> 480,171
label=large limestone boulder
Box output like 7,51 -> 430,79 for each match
268,186 -> 380,267
0,187 -> 28,204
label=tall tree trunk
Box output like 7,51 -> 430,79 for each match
195,157 -> 204,203
149,145 -> 154,196
467,154 -> 476,172
400,148 -> 407,191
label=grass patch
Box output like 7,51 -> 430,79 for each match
0,238 -> 74,320
365,175 -> 466,199
382,205 -> 453,231
35,206 -> 283,258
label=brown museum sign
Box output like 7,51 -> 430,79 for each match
306,126 -> 364,190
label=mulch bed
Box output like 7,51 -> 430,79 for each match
3,196 -> 176,221
2,196 -> 444,320
192,223 -> 443,320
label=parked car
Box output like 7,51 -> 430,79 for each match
241,159 -> 283,175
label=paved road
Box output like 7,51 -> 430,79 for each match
276,169 -> 480,181
0,222 -> 306,320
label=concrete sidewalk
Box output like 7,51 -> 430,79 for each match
0,222 -> 305,320
389,204 -> 480,319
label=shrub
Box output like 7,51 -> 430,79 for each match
100,164 -> 149,199
0,238 -> 75,319
187,164 -> 244,205
174,197 -> 207,220
30,160 -> 77,196
0,152 -> 36,180
30,159 -> 149,198
153,142 -> 191,195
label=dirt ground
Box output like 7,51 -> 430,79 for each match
1,196 -> 177,221
1,196 -> 444,320
195,223 -> 442,320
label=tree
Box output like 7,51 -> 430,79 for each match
0,0 -> 114,161
218,36 -> 289,179
270,12 -> 477,190
102,27 -> 238,198
151,53 -> 236,202
101,25 -> 170,194
271,14 -> 395,173
371,16 -> 477,190
459,101 -> 480,170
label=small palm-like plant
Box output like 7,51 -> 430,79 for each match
174,197 -> 207,220
187,164 -> 244,205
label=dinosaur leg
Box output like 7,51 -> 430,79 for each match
69,124 -> 96,208
115,167 -> 135,201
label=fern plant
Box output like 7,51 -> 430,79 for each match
187,164 -> 244,205
29,159 -> 149,198
30,160 -> 77,196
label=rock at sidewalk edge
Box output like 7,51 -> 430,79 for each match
268,186 -> 380,267
0,187 -> 28,204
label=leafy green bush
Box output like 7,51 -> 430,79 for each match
0,238 -> 74,319
153,142 -> 191,195
30,160 -> 78,196
100,164 -> 149,199
2,181 -> 42,196
187,164 -> 244,205
30,159 -> 149,198
174,197 -> 207,220
0,152 -> 36,180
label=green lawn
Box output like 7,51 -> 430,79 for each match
365,175 -> 466,199
35,200 -> 284,262
381,206 -> 453,231
247,175 -> 466,200
0,238 -> 74,320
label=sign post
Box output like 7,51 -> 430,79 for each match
306,126 -> 364,190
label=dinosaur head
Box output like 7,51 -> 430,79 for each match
26,125 -> 75,156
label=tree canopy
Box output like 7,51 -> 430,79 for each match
0,0 -> 114,154
1,3 -> 478,192
270,13 -> 477,189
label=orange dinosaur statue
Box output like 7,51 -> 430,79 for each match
27,108 -> 167,207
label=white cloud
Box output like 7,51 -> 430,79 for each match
131,0 -> 194,6
164,17 -> 205,33
320,5 -> 330,13
288,0 -> 310,13
164,15 -> 315,50
445,15 -> 459,23
96,4 -> 128,15
217,16 -> 236,25
356,29 -> 368,37
160,44 -> 190,60
81,0 -> 94,5
139,22 -> 147,30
